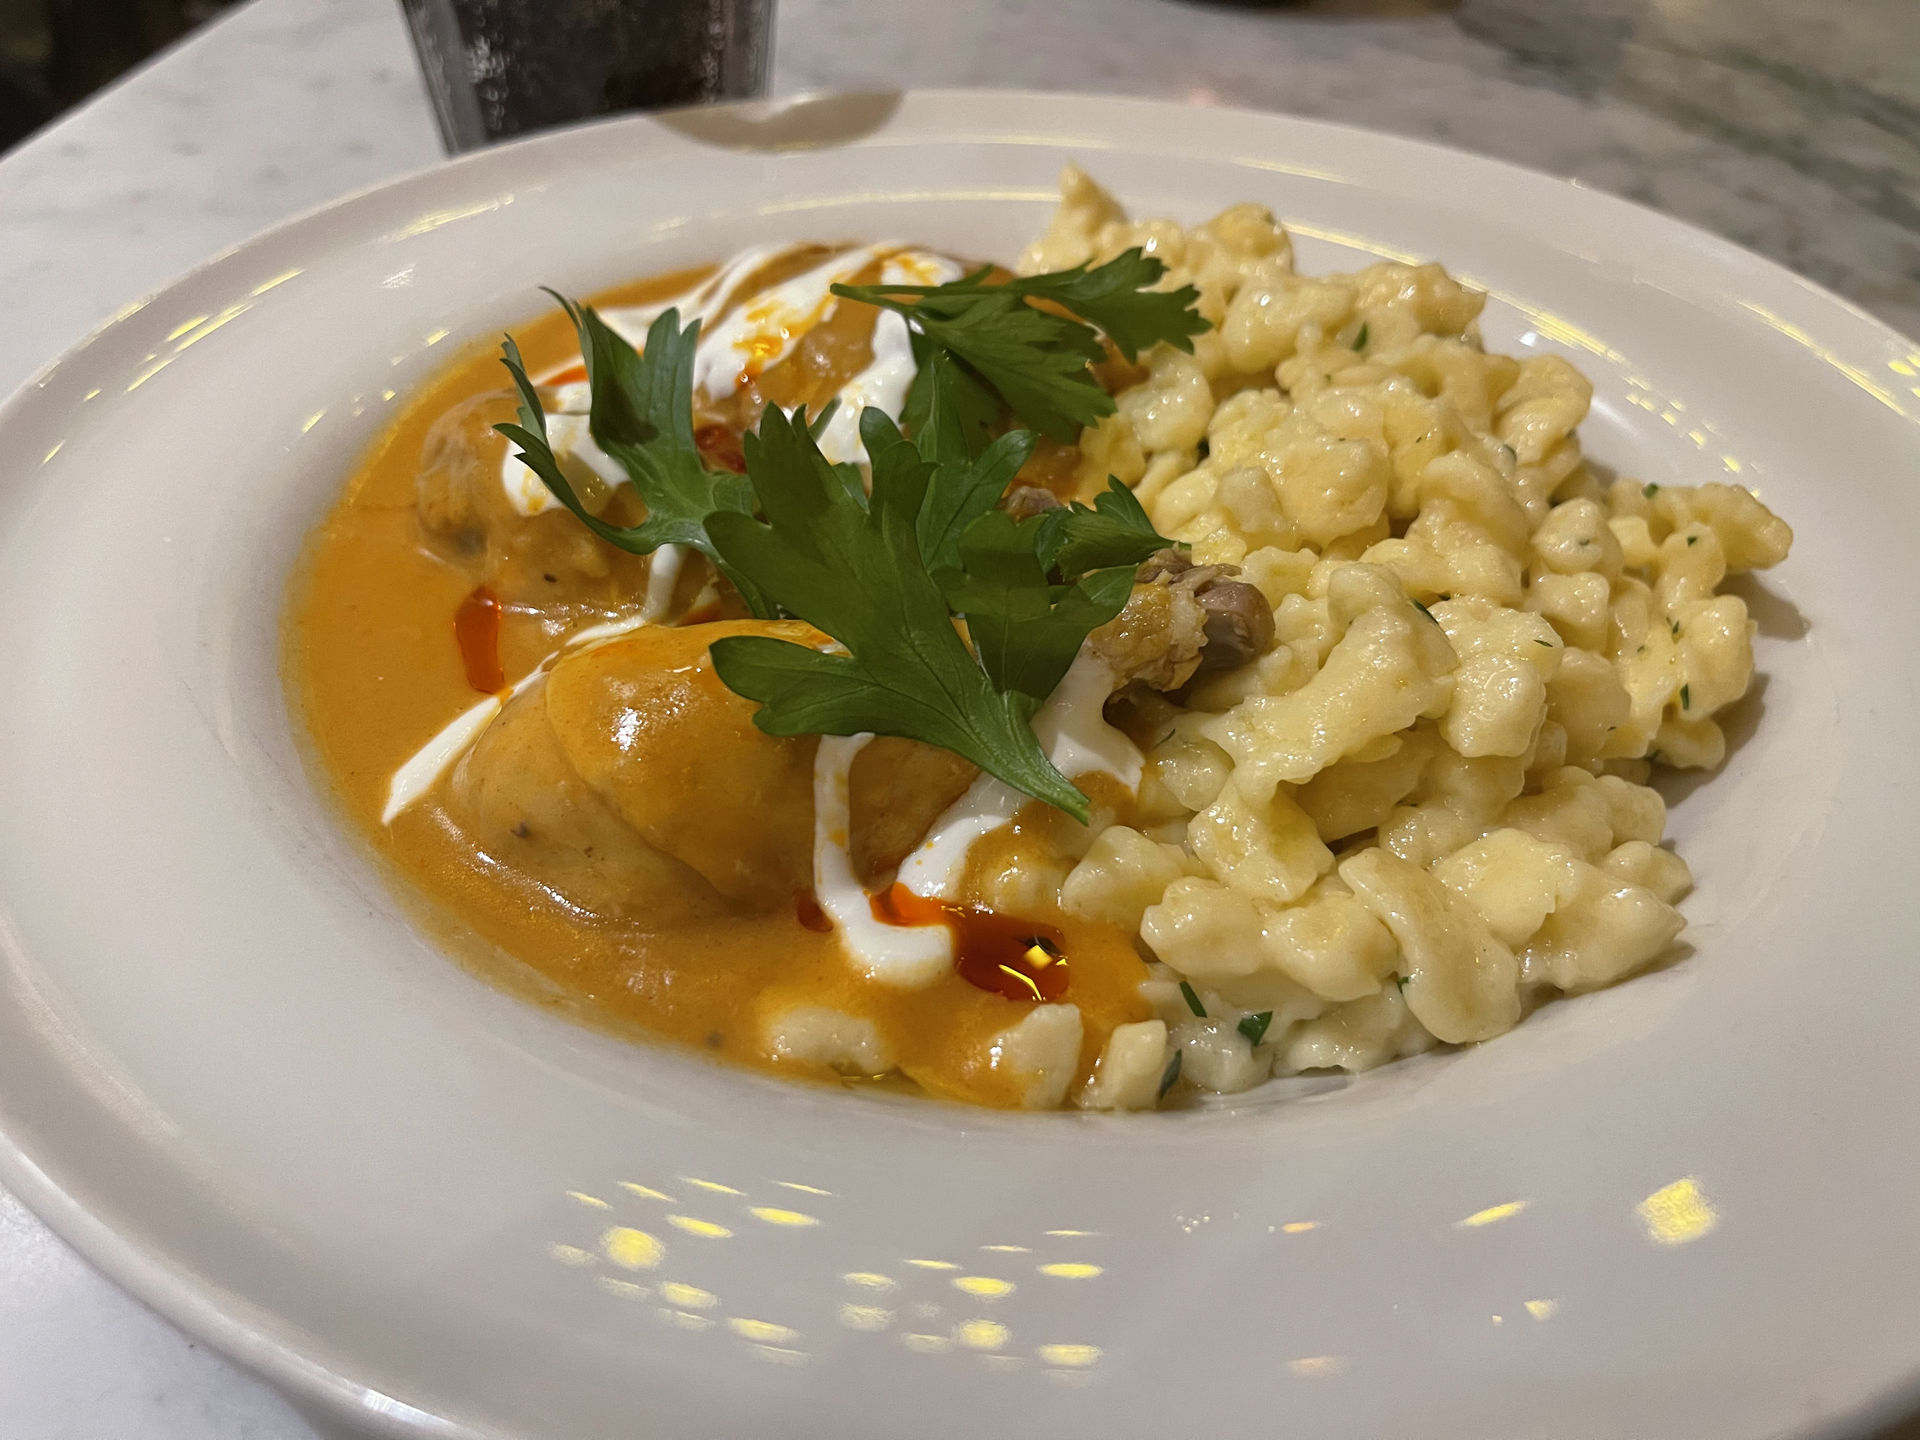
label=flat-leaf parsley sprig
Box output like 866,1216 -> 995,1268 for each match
705,406 -> 1098,818
495,297 -> 774,615
832,248 -> 1206,442
493,247 -> 1208,815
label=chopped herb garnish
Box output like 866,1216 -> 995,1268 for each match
832,249 -> 1206,441
1351,322 -> 1369,351
1411,598 -> 1438,623
1237,1011 -> 1273,1046
1643,482 -> 1660,498
1157,1047 -> 1183,1100
1394,975 -> 1409,991
1686,534 -> 1698,546
1680,683 -> 1691,710
1534,638 -> 1554,647
1179,981 -> 1207,1018
1669,618 -> 1681,637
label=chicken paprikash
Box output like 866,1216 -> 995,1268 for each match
288,169 -> 1792,1110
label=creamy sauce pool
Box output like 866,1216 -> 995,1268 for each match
287,262 -> 1151,1108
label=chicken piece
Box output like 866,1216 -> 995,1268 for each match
544,621 -> 822,906
413,389 -> 657,614
447,673 -> 735,928
443,620 -> 979,928
847,737 -> 980,879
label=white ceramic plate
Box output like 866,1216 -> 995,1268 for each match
1,89 -> 1917,1440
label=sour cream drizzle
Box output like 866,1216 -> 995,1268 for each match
814,647 -> 1142,988
380,607 -> 657,825
811,735 -> 953,988
500,242 -> 962,515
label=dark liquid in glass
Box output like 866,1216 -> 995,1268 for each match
401,0 -> 773,152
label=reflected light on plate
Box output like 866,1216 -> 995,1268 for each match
749,1206 -> 820,1227
1037,1263 -> 1101,1279
1289,1355 -> 1343,1377
659,1281 -> 716,1309
1037,1343 -> 1100,1368
601,1227 -> 663,1270
1637,1176 -> 1718,1245
620,1182 -> 673,1202
956,1319 -> 1009,1351
1281,1221 -> 1318,1234
1738,300 -> 1913,420
730,1317 -> 800,1345
668,1215 -> 733,1239
839,1303 -> 891,1332
1525,1298 -> 1559,1320
1456,1200 -> 1528,1229
953,1276 -> 1014,1299
682,1176 -> 744,1196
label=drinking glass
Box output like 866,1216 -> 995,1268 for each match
399,0 -> 775,154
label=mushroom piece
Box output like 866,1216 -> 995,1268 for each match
1102,548 -> 1275,683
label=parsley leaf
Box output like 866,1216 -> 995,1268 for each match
1045,476 -> 1171,575
1179,981 -> 1207,1018
1001,250 -> 1208,362
704,405 -> 1093,820
833,248 -> 1206,442
493,298 -> 771,614
1237,1011 -> 1273,1046
899,333 -> 1001,463
933,508 -> 1136,703
862,371 -> 1037,575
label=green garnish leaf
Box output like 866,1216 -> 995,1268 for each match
1179,980 -> 1207,1018
1351,322 -> 1369,351
1000,249 -> 1209,363
833,248 -> 1206,441
704,404 -> 1093,820
493,300 -> 772,615
900,332 -> 1002,463
1679,683 -> 1691,710
1237,1010 -> 1273,1046
1157,1047 -> 1183,1100
1412,598 -> 1437,623
934,508 -> 1136,704
1643,482 -> 1660,498
1046,476 -> 1173,576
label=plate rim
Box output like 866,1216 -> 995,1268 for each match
1,86 -> 1917,1440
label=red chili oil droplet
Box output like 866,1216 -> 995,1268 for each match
694,422 -> 747,473
454,585 -> 505,694
794,892 -> 832,933
869,884 -> 1069,1003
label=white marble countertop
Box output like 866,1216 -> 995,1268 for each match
0,0 -> 1915,1435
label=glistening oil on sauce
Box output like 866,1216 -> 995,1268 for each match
283,262 -> 1151,1109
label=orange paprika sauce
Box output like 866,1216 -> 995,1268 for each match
284,261 -> 1151,1109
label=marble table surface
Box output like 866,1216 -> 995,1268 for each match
0,0 -> 1915,1435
